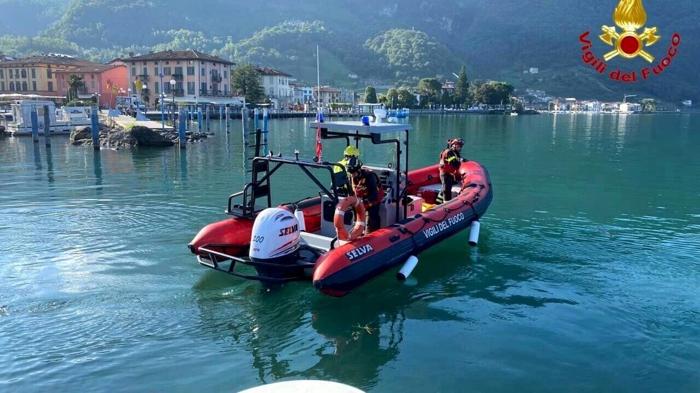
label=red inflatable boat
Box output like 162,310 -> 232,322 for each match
189,121 -> 492,297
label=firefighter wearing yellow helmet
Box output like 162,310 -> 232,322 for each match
334,145 -> 360,195
335,145 -> 360,174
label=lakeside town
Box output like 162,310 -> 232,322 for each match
1,49 -> 694,135
0,48 -> 696,141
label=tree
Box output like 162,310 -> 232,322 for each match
473,81 -> 514,106
441,90 -> 453,108
67,74 -> 85,101
386,88 -> 399,108
397,88 -> 416,108
231,64 -> 264,104
454,66 -> 469,108
417,78 -> 442,108
364,86 -> 378,103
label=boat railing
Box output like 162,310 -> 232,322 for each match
226,183 -> 254,218
197,246 -> 314,283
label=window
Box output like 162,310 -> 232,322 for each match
163,67 -> 171,75
164,83 -> 171,94
47,68 -> 52,79
200,82 -> 206,94
223,70 -> 227,78
32,81 -> 36,91
0,69 -> 4,78
142,67 -> 147,76
48,81 -> 53,92
187,81 -> 194,95
224,84 -> 228,95
21,81 -> 27,91
154,67 -> 159,76
31,68 -> 36,78
15,69 -> 19,78
131,67 -> 136,77
201,67 -> 206,76
154,82 -> 159,94
9,82 -> 14,91
187,66 -> 194,75
0,82 -> 4,91
91,80 -> 96,89
174,66 -> 182,76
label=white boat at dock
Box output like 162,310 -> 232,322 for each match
3,100 -> 92,136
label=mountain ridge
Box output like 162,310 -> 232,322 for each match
0,0 -> 697,102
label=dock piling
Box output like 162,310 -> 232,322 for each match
262,108 -> 269,156
30,106 -> 39,143
225,105 -> 230,133
178,109 -> 186,149
205,105 -> 210,132
43,105 -> 51,147
91,106 -> 100,150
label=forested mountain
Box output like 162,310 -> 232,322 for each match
1,0 -> 698,102
0,0 -> 68,36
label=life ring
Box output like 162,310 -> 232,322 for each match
334,196 -> 366,241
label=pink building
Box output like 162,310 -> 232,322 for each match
54,61 -> 128,108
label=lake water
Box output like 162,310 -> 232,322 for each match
1,114 -> 698,392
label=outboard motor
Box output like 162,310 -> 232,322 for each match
249,207 -> 303,280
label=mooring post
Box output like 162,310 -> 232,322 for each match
225,105 -> 230,133
253,108 -> 259,133
30,106 -> 39,143
90,106 -> 100,150
262,108 -> 269,155
197,106 -> 202,131
205,104 -> 210,132
179,109 -> 186,149
43,105 -> 51,147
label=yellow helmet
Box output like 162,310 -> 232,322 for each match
343,145 -> 360,157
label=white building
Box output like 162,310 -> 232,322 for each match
257,67 -> 293,109
291,82 -> 314,104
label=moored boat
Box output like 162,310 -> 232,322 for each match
189,121 -> 492,296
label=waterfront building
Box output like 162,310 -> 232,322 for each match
290,82 -> 314,105
0,54 -> 128,107
257,67 -> 293,109
441,81 -> 456,94
313,86 -> 341,106
54,62 -> 128,108
123,50 -> 234,108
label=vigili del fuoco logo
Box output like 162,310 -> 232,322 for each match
579,0 -> 681,83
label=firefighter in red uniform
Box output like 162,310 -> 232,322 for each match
346,157 -> 384,233
438,138 -> 465,203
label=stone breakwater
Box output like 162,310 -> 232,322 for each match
70,124 -> 210,149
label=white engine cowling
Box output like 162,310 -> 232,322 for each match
249,208 -> 301,263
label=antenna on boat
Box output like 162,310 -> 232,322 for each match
316,45 -> 321,111
314,44 -> 323,162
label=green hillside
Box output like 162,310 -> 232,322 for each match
0,0 -> 67,36
0,0 -> 698,101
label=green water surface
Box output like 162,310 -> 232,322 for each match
1,114 -> 698,392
